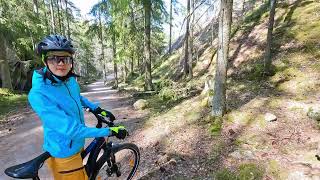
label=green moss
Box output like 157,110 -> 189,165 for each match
267,98 -> 283,109
0,88 -> 28,118
209,116 -> 223,136
153,52 -> 180,79
267,160 -> 288,179
247,63 -> 268,81
256,115 -> 267,128
226,111 -> 253,125
214,164 -> 264,180
153,78 -> 174,92
214,168 -> 238,180
311,63 -> 320,71
238,163 -> 264,180
243,2 -> 269,25
291,3 -> 320,43
185,111 -> 201,122
158,87 -> 178,102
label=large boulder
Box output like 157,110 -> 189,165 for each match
133,99 -> 149,110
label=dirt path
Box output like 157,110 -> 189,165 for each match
0,79 -> 149,180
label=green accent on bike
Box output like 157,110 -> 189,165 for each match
110,126 -> 125,133
101,111 -> 107,116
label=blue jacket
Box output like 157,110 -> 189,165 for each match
28,68 -> 111,158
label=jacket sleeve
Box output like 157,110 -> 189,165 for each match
80,95 -> 99,111
28,90 -> 111,139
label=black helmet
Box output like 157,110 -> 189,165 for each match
36,35 -> 75,56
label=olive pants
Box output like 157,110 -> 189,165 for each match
47,151 -> 88,180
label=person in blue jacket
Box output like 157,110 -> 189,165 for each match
28,35 -> 126,180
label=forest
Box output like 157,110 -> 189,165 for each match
1,0 -> 320,179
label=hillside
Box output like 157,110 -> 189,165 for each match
125,0 -> 320,179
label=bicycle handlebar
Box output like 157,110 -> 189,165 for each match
87,108 -> 115,128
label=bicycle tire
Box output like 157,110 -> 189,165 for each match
94,143 -> 140,180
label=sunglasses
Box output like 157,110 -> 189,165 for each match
46,56 -> 73,65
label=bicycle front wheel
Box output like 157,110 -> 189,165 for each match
95,143 -> 140,180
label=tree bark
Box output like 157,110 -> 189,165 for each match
112,32 -> 118,88
98,11 -> 107,83
33,0 -> 39,15
188,0 -> 194,79
131,51 -> 134,74
50,0 -> 56,33
169,0 -> 173,54
0,60 -> 12,89
212,0 -> 233,117
65,0 -> 71,39
59,0 -> 65,36
130,3 -> 135,74
184,0 -> 190,78
143,0 -> 152,91
264,0 -> 277,75
0,34 -> 13,90
42,0 -> 50,34
56,0 -> 62,33
123,61 -> 128,82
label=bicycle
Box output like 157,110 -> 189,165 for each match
4,111 -> 140,180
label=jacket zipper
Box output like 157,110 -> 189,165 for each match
64,82 -> 82,148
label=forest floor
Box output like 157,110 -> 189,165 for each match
1,0 -> 320,179
1,75 -> 320,180
0,77 -> 217,180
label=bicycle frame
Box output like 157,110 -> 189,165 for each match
82,136 -> 112,179
5,112 -> 121,180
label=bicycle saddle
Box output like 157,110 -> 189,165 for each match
5,152 -> 51,178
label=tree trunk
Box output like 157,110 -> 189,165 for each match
98,11 -> 107,83
112,32 -> 118,88
184,0 -> 190,78
123,61 -> 128,82
42,0 -> 50,34
169,0 -> 173,54
212,0 -> 233,117
131,51 -> 134,74
0,35 -> 13,90
33,0 -> 39,15
0,60 -> 12,89
143,0 -> 152,91
50,0 -> 56,33
59,0 -> 65,36
56,0 -> 61,33
242,0 -> 246,15
264,0 -> 277,75
65,0 -> 71,39
86,55 -> 89,77
129,4 -> 135,75
188,0 -> 194,79
56,0 -> 62,34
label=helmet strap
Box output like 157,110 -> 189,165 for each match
41,54 -> 46,65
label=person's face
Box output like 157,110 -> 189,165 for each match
46,51 -> 73,77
